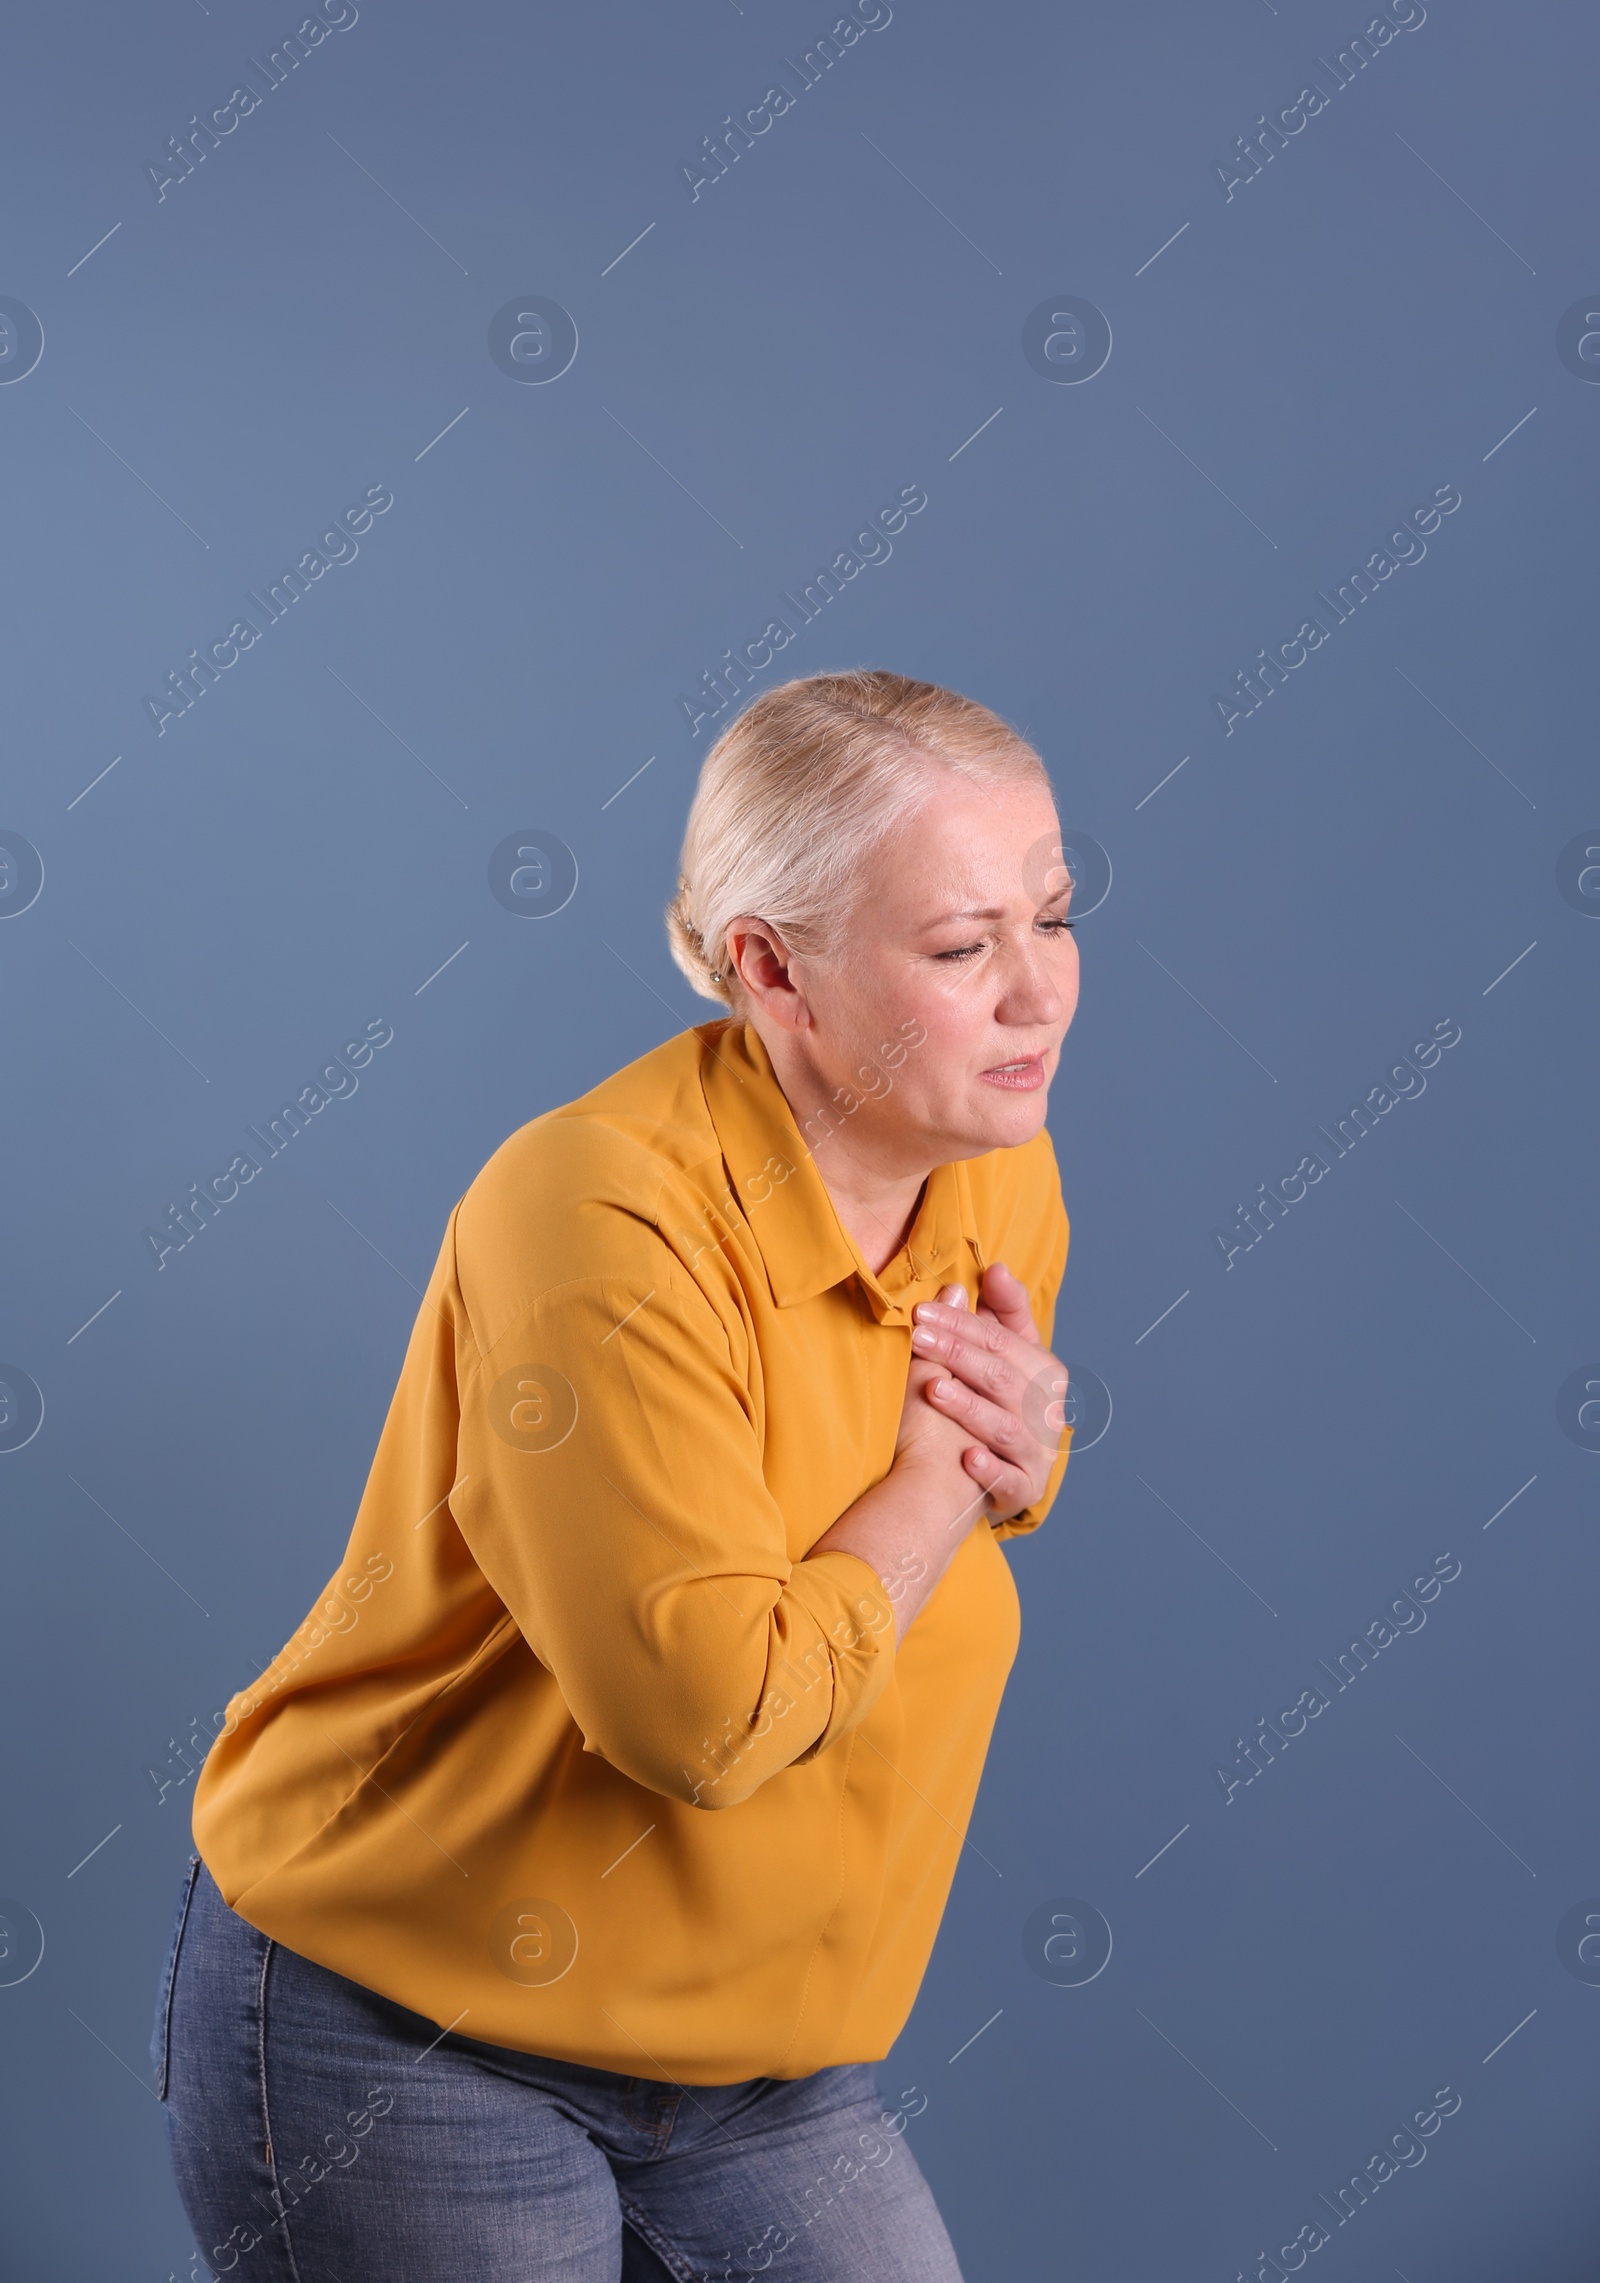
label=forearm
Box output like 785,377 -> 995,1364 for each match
809,1455 -> 988,1642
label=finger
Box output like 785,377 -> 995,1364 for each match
959,1440 -> 1036,1519
939,1456 -> 1001,1535
914,1299 -> 1018,1364
976,1259 -> 1039,1339
924,1371 -> 1049,1477
914,1310 -> 1028,1411
976,1259 -> 1041,1345
931,1333 -> 1067,1447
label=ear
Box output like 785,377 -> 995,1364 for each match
727,919 -> 812,1032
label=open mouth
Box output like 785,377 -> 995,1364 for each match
979,1055 -> 1047,1091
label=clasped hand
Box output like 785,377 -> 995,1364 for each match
908,1260 -> 1068,1524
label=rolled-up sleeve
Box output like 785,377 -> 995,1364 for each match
451,1214 -> 896,1810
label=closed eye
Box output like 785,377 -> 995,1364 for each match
935,918 -> 1074,963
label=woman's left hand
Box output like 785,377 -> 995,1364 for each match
908,1260 -> 1068,1521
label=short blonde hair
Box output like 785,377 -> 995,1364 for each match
665,669 -> 1050,1008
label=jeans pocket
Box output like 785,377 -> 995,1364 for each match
150,1852 -> 203,2101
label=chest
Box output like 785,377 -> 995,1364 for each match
749,1280 -> 917,1561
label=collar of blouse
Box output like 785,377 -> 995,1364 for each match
697,1017 -> 987,1328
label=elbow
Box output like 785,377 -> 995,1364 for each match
682,1768 -> 761,1811
591,1742 -> 773,1812
563,1629 -> 847,1807
579,1701 -> 798,1811
670,1698 -> 848,1808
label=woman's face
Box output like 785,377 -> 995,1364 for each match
743,772 -> 1080,1169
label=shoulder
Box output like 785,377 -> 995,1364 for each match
451,1025 -> 727,1353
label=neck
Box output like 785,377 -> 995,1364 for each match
833,1172 -> 928,1276
750,1016 -> 933,1275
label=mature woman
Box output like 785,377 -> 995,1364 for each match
153,670 -> 1079,2282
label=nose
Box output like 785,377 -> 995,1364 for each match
994,930 -> 1072,1030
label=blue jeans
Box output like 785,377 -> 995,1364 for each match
153,1857 -> 965,2282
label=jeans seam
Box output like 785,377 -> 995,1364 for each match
155,1851 -> 203,2101
654,2089 -> 685,2158
624,2083 -> 683,2159
616,2192 -> 700,2283
256,1937 -> 308,2283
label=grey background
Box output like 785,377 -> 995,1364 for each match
1,0 -> 1596,2274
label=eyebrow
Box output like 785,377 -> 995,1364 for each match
917,886 -> 1073,929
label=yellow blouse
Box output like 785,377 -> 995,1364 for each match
193,1015 -> 1071,2084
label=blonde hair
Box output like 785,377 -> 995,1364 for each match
665,669 -> 1050,1008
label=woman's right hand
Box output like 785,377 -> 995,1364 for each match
806,1284 -> 1002,1642
891,1283 -> 993,1526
